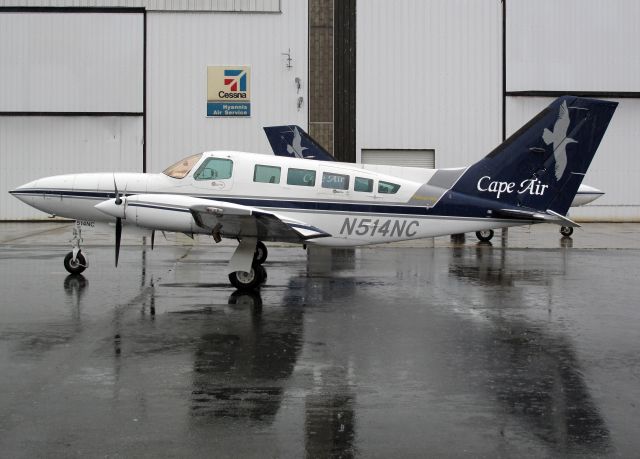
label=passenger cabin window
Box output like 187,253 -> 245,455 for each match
162,153 -> 203,179
254,165 -> 281,184
322,172 -> 349,190
354,177 -> 373,192
194,158 -> 233,180
378,181 -> 401,194
287,168 -> 316,187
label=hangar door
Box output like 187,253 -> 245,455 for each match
361,149 -> 435,168
0,11 -> 144,220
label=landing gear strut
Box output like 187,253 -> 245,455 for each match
64,223 -> 88,274
228,238 -> 268,290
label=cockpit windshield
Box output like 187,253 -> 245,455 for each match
162,153 -> 204,179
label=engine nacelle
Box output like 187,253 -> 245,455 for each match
96,194 -> 207,234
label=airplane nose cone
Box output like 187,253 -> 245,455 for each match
9,179 -> 40,203
95,199 -> 126,218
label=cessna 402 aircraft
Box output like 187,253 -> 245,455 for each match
10,96 -> 616,290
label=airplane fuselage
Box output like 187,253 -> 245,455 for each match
12,150 -> 523,246
11,149 -> 604,247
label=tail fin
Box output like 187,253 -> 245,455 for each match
263,125 -> 335,161
434,96 -> 617,219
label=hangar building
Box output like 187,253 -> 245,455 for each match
1,0 -> 638,221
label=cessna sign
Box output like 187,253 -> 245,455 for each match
207,66 -> 251,117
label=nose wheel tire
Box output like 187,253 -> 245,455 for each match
475,229 -> 494,242
560,226 -> 574,237
64,251 -> 87,275
229,263 -> 266,290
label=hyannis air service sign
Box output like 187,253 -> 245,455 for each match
207,66 -> 251,117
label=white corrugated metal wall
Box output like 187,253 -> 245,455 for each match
146,0 -> 307,172
356,0 -> 503,169
0,11 -> 144,219
507,0 -> 640,93
506,0 -> 640,220
1,116 -> 143,185
0,13 -> 143,112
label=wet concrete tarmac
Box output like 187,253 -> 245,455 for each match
0,222 -> 639,457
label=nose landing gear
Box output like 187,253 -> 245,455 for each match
64,223 -> 88,274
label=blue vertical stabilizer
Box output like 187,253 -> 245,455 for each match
264,125 -> 336,161
433,96 -> 617,219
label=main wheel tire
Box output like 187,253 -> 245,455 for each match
254,241 -> 268,264
476,229 -> 494,242
256,264 -> 267,284
64,251 -> 87,275
228,263 -> 265,290
560,226 -> 574,237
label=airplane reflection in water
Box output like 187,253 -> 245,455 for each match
0,242 -> 614,456
446,245 -> 610,452
70,249 -> 611,454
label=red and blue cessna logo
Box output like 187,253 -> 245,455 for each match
219,69 -> 247,99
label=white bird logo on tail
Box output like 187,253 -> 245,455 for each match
286,126 -> 307,158
542,100 -> 577,181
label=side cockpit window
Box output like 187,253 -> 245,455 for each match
354,177 -> 373,192
287,168 -> 316,187
378,181 -> 401,194
254,165 -> 281,184
194,158 -> 234,180
322,172 -> 350,190
162,153 -> 203,179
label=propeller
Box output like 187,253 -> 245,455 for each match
151,230 -> 155,250
113,175 -> 124,267
115,216 -> 122,266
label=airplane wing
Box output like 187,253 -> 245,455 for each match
189,202 -> 331,242
95,193 -> 331,242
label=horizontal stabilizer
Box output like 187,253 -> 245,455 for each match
494,208 -> 580,227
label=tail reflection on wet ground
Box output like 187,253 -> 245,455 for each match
447,246 -> 609,453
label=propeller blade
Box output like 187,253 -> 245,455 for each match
115,217 -> 122,267
151,230 -> 155,250
113,174 -> 122,205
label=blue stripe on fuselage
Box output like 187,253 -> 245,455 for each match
12,189 -> 434,216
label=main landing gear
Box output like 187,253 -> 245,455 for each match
560,226 -> 574,237
228,240 -> 269,290
64,223 -> 88,274
476,226 -> 575,241
475,229 -> 494,242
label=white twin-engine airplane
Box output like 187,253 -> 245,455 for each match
10,96 -> 616,290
